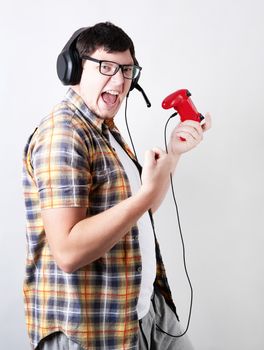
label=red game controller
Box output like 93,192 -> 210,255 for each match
162,89 -> 204,123
162,89 -> 204,141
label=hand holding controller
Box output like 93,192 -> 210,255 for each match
162,89 -> 205,142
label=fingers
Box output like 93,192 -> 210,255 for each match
151,147 -> 166,160
201,112 -> 212,132
175,121 -> 203,142
144,150 -> 156,168
144,148 -> 167,167
176,113 -> 212,141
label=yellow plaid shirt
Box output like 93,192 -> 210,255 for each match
22,88 -> 176,350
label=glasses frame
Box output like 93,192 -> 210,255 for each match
81,55 -> 142,80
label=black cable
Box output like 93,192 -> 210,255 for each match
155,112 -> 193,338
124,96 -> 138,162
125,100 -> 193,338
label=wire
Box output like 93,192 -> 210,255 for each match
124,99 -> 193,338
124,96 -> 138,162
155,112 -> 193,337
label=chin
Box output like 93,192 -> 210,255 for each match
91,109 -> 115,120
92,100 -> 122,120
102,106 -> 121,120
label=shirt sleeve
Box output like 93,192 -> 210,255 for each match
32,112 -> 92,209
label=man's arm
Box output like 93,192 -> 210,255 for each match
42,115 -> 211,273
41,147 -> 172,273
42,191 -> 150,273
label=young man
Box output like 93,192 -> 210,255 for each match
23,22 -> 211,350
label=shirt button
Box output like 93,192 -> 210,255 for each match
137,265 -> 142,273
133,235 -> 138,240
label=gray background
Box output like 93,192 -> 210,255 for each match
1,0 -> 263,349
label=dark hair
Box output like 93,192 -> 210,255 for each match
76,22 -> 137,64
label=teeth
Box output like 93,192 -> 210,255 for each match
105,90 -> 119,95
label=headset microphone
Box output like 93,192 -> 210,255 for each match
134,83 -> 151,107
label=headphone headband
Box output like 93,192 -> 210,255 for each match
60,27 -> 88,53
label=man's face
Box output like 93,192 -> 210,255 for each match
77,48 -> 133,119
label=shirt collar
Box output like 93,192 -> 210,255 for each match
64,88 -> 139,167
64,88 -> 116,132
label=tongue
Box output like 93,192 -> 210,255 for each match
102,92 -> 117,105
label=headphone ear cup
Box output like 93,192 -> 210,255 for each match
57,49 -> 82,85
57,27 -> 87,86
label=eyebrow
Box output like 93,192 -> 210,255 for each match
81,55 -> 135,66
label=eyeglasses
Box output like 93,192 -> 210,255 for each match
81,55 -> 142,80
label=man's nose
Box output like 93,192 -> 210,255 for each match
111,68 -> 125,84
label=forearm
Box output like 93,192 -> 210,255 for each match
42,147 -> 183,273
55,188 -> 152,273
151,152 -> 180,212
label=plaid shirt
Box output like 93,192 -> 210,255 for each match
22,88 -> 176,350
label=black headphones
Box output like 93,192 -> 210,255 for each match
56,27 -> 140,91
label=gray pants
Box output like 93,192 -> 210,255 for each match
36,291 -> 194,350
138,290 -> 194,350
36,332 -> 83,350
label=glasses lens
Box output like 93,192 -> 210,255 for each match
99,60 -> 141,79
122,66 -> 141,79
100,61 -> 119,76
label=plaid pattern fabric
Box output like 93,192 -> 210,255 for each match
22,88 -> 176,350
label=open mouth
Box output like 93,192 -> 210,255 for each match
101,90 -> 119,105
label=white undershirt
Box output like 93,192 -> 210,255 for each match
109,132 -> 156,319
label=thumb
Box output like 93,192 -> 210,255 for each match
201,112 -> 212,132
